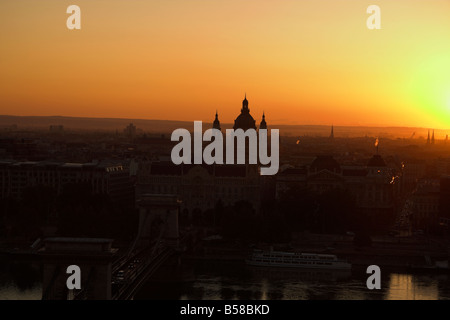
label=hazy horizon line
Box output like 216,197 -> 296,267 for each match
0,114 -> 448,131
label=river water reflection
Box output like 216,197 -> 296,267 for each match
1,256 -> 449,300
135,261 -> 450,300
0,256 -> 41,300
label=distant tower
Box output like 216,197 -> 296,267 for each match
124,123 -> 137,139
446,135 -> 448,143
432,130 -> 435,144
427,130 -> 430,144
259,112 -> 267,130
213,111 -> 221,131
330,125 -> 334,139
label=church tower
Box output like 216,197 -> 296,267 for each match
330,125 -> 334,139
213,111 -> 221,131
259,112 -> 267,130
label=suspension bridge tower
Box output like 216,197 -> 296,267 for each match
136,194 -> 180,248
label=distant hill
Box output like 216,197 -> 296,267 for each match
0,115 -> 446,139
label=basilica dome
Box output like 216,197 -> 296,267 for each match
233,95 -> 256,131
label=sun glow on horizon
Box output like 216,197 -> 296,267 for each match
1,0 -> 450,129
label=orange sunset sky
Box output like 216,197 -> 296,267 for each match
1,0 -> 450,128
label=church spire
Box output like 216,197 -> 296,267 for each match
242,94 -> 249,113
432,129 -> 435,144
213,110 -> 221,131
259,112 -> 267,130
427,129 -> 430,144
330,125 -> 334,139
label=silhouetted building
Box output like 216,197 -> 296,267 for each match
233,94 -> 257,131
307,155 -> 343,193
402,159 -> 427,192
0,160 -> 134,203
411,179 -> 440,231
275,166 -> 307,198
124,123 -> 137,139
276,154 -> 399,228
136,162 -> 260,215
440,176 -> 450,219
212,111 -> 221,131
138,96 -> 269,217
49,125 -> 64,133
259,112 -> 267,130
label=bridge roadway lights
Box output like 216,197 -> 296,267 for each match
40,237 -> 113,300
136,194 -> 181,248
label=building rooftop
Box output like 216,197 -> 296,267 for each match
0,160 -> 125,171
45,237 -> 113,244
279,167 -> 308,175
214,164 -> 247,177
367,155 -> 387,167
310,155 -> 341,173
342,167 -> 368,177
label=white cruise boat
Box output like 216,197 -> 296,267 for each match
246,250 -> 351,270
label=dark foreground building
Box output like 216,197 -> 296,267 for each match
0,160 -> 134,204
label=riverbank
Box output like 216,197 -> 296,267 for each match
185,233 -> 450,271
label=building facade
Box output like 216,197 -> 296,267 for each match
276,154 -> 401,222
0,160 -> 133,203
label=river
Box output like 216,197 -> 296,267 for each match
1,256 -> 450,300
135,260 -> 450,300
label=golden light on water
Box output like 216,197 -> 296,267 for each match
386,274 -> 438,300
